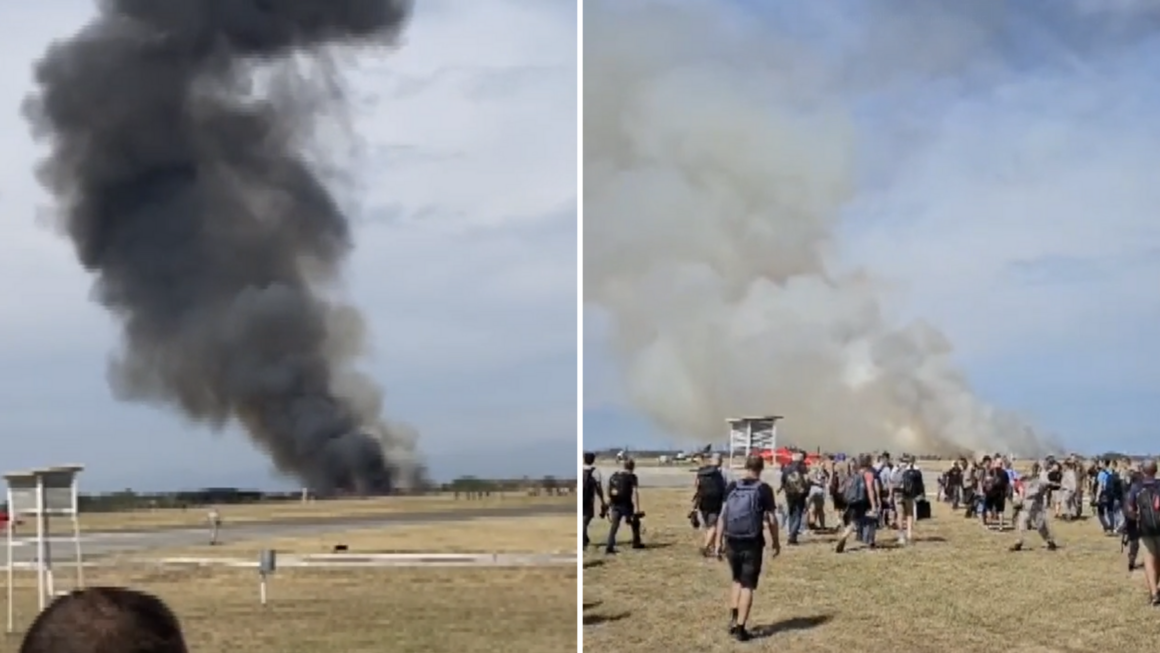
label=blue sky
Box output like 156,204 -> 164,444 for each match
0,0 -> 578,491
584,0 -> 1160,455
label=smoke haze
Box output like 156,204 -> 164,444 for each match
24,0 -> 421,493
584,0 -> 1159,456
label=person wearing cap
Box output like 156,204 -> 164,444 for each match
892,454 -> 923,547
693,452 -> 730,555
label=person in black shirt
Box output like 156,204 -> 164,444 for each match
713,455 -> 780,642
605,458 -> 643,553
693,453 -> 728,556
778,452 -> 810,545
985,459 -> 1010,529
944,461 -> 965,509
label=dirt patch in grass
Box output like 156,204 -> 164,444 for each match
583,488 -> 1152,653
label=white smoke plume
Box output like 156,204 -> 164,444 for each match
584,0 -> 1158,457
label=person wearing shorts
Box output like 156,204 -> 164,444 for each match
1125,461 -> 1160,605
694,454 -> 728,555
714,455 -> 780,642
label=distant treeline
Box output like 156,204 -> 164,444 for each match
591,447 -> 1156,462
1,476 -> 576,514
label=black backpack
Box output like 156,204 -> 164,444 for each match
582,468 -> 596,512
1137,483 -> 1160,537
697,467 -> 726,506
782,467 -> 808,497
608,471 -> 634,505
901,468 -> 925,499
1104,472 -> 1123,501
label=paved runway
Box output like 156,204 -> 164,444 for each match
6,503 -> 574,564
600,464 -> 945,493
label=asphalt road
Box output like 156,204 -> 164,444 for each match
7,503 -> 574,564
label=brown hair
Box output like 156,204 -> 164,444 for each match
744,454 -> 765,473
20,587 -> 188,653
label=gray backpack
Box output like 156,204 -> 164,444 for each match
722,482 -> 764,539
843,471 -> 868,505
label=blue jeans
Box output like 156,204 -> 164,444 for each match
1098,500 -> 1123,532
859,513 -> 878,545
606,506 -> 641,550
786,499 -> 806,541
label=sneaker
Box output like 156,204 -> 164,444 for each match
1151,594 -> 1160,607
733,626 -> 752,642
1009,541 -> 1023,552
728,617 -> 737,635
1046,541 -> 1058,551
835,539 -> 846,554
604,548 -> 616,555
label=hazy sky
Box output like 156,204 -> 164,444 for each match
0,0 -> 578,491
584,0 -> 1160,455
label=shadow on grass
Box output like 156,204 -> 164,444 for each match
750,614 -> 833,639
584,559 -> 605,569
584,612 -> 631,626
637,541 -> 675,550
914,535 -> 948,543
789,537 -> 838,546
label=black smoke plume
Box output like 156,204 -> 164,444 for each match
23,0 -> 421,494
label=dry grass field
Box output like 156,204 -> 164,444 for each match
116,514 -> 578,559
1,566 -> 577,653
30,493 -> 572,534
2,513 -> 579,652
583,487 -> 1153,653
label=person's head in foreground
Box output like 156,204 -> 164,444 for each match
744,454 -> 764,478
20,586 -> 188,653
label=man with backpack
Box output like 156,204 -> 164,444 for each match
874,453 -> 895,530
1122,463 -> 1144,573
693,453 -> 729,556
807,462 -> 830,532
943,460 -> 964,509
1124,459 -> 1160,605
983,458 -> 1010,530
712,454 -> 779,642
605,458 -> 643,554
1096,459 -> 1121,534
894,454 -> 925,547
581,452 -> 607,549
778,450 -> 810,545
834,454 -> 881,553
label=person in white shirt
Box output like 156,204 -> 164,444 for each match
892,455 -> 924,546
206,507 -> 222,546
